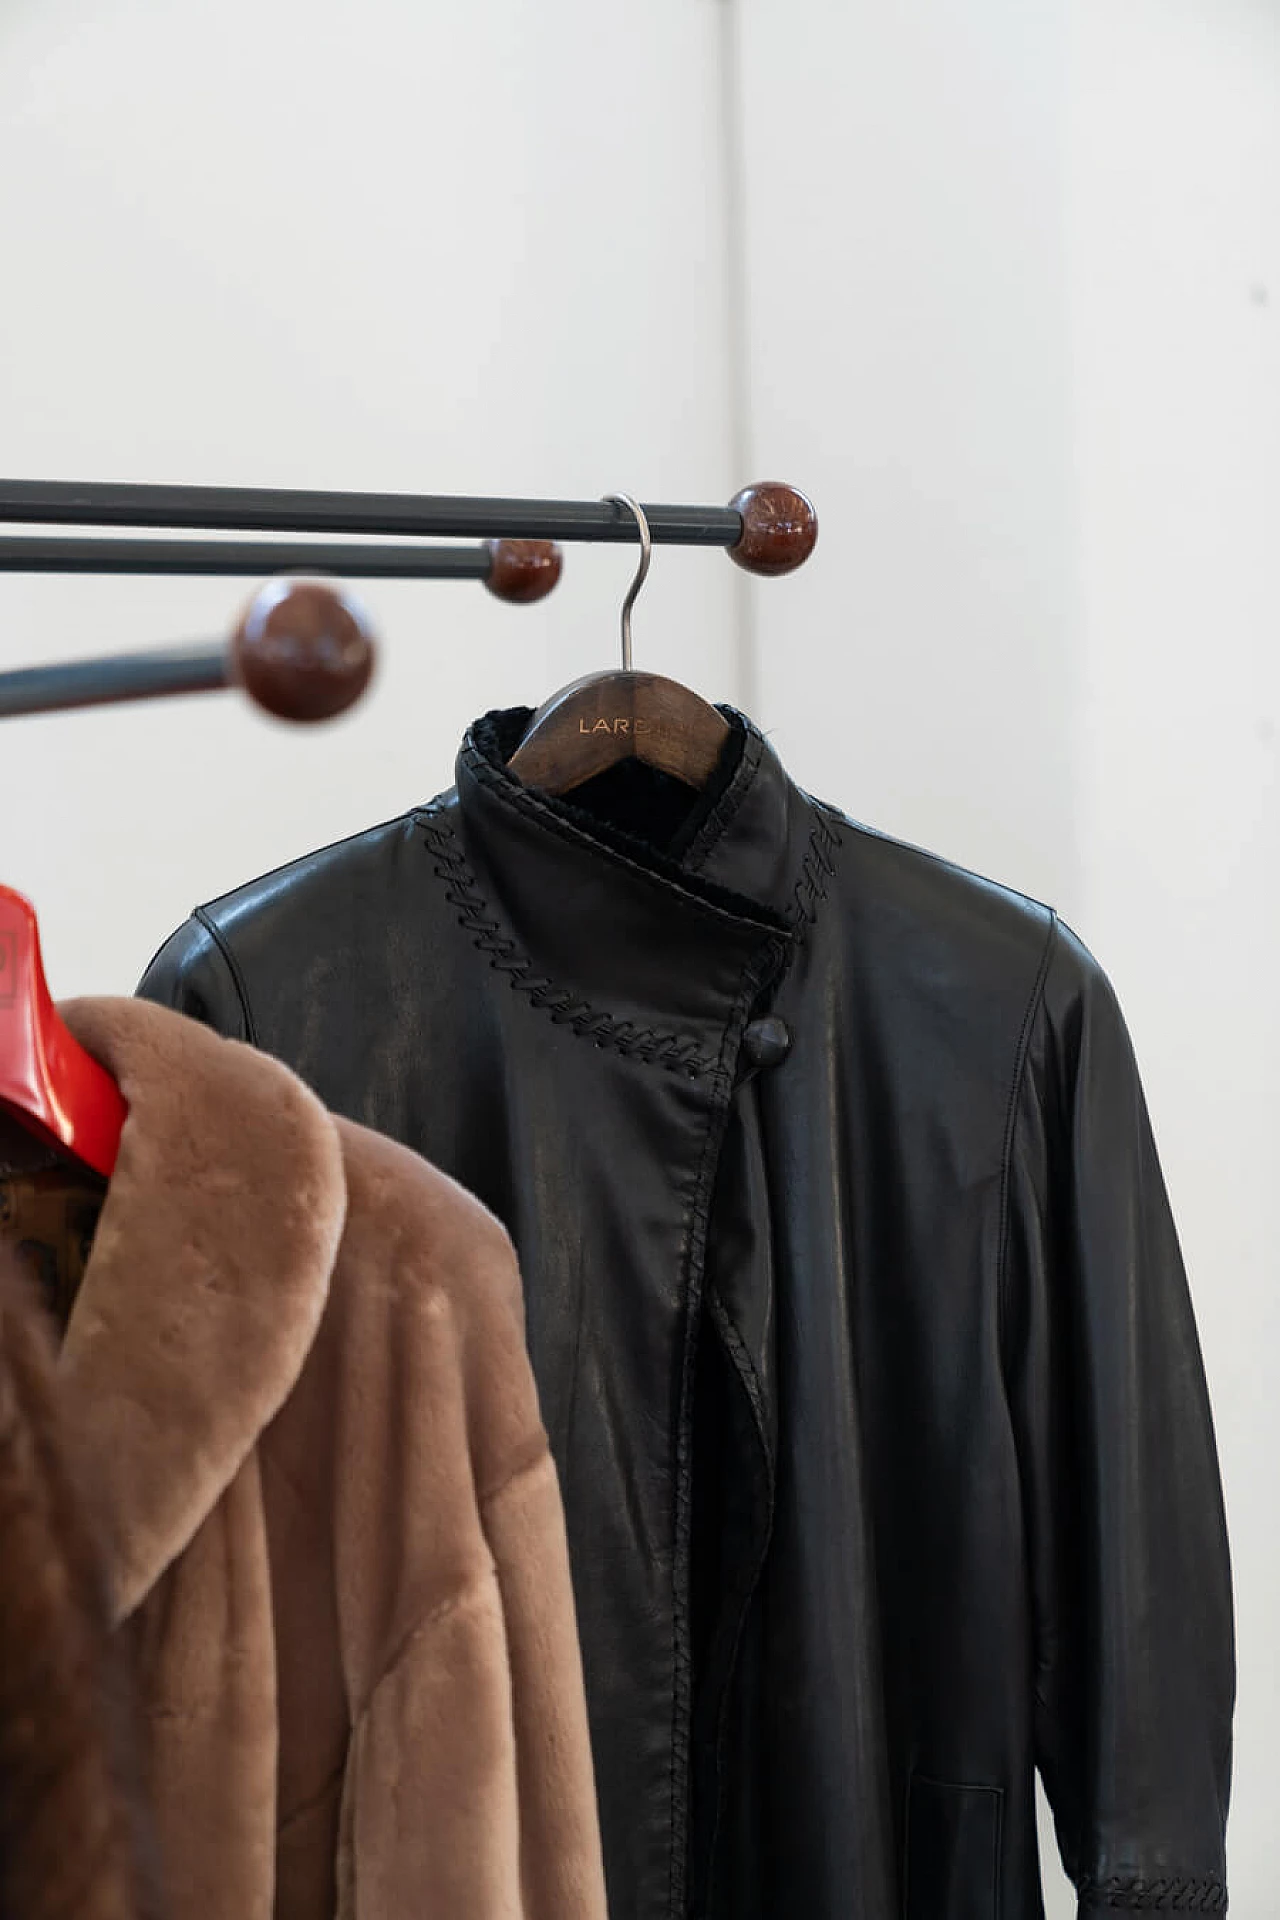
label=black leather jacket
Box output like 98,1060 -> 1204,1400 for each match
139,710 -> 1234,1920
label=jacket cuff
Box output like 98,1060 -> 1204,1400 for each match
1077,1879 -> 1227,1915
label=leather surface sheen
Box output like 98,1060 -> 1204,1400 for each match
138,709 -> 1234,1920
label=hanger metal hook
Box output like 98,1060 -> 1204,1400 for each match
603,493 -> 651,672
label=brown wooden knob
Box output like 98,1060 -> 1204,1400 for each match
484,538 -> 563,604
231,580 -> 375,723
726,483 -> 818,576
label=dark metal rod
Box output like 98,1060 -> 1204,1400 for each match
0,535 -> 493,578
0,480 -> 744,547
0,646 -> 228,718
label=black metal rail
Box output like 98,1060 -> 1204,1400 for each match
0,481 -> 742,549
0,535 -> 494,578
0,646 -> 228,717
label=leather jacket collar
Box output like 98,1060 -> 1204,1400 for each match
447,708 -> 836,1076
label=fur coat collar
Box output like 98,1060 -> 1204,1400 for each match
57,997 -> 345,1627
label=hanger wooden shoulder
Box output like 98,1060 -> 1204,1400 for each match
506,671 -> 729,795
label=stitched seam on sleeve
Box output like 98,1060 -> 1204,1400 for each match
352,1571 -> 499,1724
995,910 -> 1059,1374
349,1460 -> 555,1727
476,1440 -> 553,1514
192,906 -> 259,1048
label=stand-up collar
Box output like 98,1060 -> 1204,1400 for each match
438,708 -> 831,1066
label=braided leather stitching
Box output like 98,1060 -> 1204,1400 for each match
420,798 -> 842,1072
419,812 -> 716,1078
791,804 -> 841,932
1078,1875 -> 1228,1911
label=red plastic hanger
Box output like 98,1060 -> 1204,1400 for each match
0,887 -> 125,1177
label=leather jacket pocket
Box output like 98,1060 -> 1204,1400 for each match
904,1773 -> 1003,1920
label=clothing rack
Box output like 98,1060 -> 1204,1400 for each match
0,535 -> 525,581
0,478 -> 817,575
0,644 -> 240,716
0,478 -> 817,719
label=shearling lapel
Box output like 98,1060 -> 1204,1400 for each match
54,997 -> 347,1625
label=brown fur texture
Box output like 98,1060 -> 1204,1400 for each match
0,1260 -> 160,1920
54,997 -> 606,1920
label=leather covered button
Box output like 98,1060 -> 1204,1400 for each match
743,1015 -> 792,1069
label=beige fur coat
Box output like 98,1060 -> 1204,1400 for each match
54,997 -> 607,1920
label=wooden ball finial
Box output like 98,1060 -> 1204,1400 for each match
726,483 -> 818,576
484,539 -> 563,604
231,580 -> 375,722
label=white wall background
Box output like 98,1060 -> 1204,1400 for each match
736,0 -> 1079,912
1068,5 -> 1279,1912
0,0 -> 745,987
1,2 -> 1274,1912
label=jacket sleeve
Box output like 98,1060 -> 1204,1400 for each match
1001,918 -> 1234,1918
323,1132 -> 607,1919
135,914 -> 252,1042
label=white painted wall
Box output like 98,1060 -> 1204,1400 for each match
1,0 -> 1274,1910
733,0 -> 1079,915
1068,4 -> 1280,1912
0,0 -> 743,995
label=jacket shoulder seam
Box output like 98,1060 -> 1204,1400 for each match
192,906 -> 259,1048
825,808 -> 1056,918
995,910 -> 1059,1362
198,809 -> 427,915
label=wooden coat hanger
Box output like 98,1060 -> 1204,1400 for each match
506,495 -> 731,794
